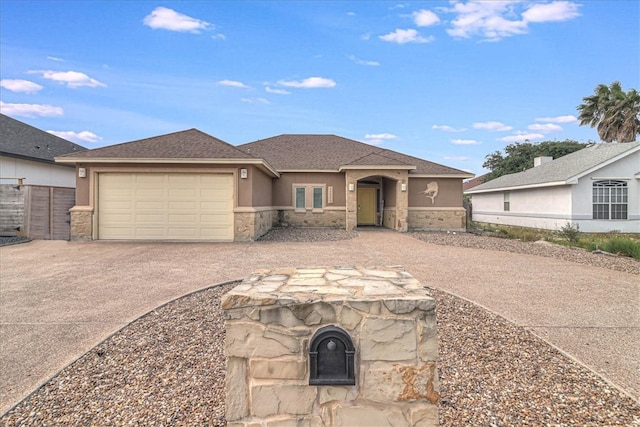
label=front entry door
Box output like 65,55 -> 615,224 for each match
357,187 -> 376,225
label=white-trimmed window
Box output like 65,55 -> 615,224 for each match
593,180 -> 628,220
295,187 -> 306,211
503,191 -> 510,212
293,184 -> 325,212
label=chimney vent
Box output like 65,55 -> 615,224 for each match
534,156 -> 553,167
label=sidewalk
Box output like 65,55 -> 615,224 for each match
1,231 -> 638,413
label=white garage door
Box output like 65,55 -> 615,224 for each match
98,173 -> 233,241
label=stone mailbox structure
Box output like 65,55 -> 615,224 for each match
222,266 -> 439,427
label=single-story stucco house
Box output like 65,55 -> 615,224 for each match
1,114 -> 87,239
55,129 -> 473,241
1,113 -> 86,187
466,141 -> 640,233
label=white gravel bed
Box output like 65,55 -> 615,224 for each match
3,285 -> 639,425
2,229 -> 638,426
410,231 -> 639,275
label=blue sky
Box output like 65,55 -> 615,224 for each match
1,1 -> 638,175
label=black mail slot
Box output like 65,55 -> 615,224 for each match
309,325 -> 355,386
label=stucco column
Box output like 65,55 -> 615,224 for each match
396,173 -> 409,232
345,171 -> 358,231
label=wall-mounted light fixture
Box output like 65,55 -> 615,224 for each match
78,167 -> 87,178
401,182 -> 407,192
348,183 -> 355,192
240,168 -> 248,179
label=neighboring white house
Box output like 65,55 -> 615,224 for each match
466,142 -> 640,233
0,114 -> 86,187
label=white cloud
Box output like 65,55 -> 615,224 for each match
451,138 -> 480,145
361,33 -> 372,41
265,86 -> 290,95
443,155 -> 471,161
241,97 -> 270,104
0,79 -> 43,94
499,132 -> 545,143
445,1 -> 581,41
212,33 -> 226,40
0,101 -> 63,117
278,77 -> 336,88
29,70 -> 105,88
143,7 -> 211,33
523,1 -> 581,23
473,121 -> 512,131
413,9 -> 440,27
447,1 -> 527,40
348,55 -> 380,66
379,29 -> 434,44
364,133 -> 397,145
365,133 -> 397,140
528,123 -> 563,133
47,56 -> 64,62
47,130 -> 102,143
432,124 -> 467,132
535,115 -> 577,123
218,80 -> 250,88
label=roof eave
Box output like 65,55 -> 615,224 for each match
466,180 -> 569,194
339,165 -> 416,171
567,144 -> 640,183
54,157 -> 280,177
410,173 -> 475,179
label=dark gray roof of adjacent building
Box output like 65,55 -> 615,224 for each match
238,134 -> 472,176
1,114 -> 87,164
467,141 -> 640,193
58,128 -> 253,160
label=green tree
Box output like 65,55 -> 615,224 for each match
577,81 -> 640,143
482,140 -> 587,181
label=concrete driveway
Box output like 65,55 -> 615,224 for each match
1,230 -> 638,414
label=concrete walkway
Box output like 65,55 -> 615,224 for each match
1,231 -> 638,414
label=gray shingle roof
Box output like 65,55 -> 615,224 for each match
1,114 -> 87,163
58,128 -> 253,160
467,141 -> 640,193
238,134 -> 471,176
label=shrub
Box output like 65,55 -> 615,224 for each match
559,222 -> 580,243
600,237 -> 640,259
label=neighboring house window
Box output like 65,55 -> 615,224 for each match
593,180 -> 628,220
293,184 -> 325,212
503,192 -> 510,212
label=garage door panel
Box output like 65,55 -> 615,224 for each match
99,173 -> 233,241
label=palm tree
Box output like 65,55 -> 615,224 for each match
577,81 -> 640,142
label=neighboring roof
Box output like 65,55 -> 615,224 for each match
238,134 -> 473,177
467,141 -> 640,193
463,174 -> 489,192
56,128 -> 280,177
0,114 -> 87,164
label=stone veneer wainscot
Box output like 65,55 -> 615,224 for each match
222,266 -> 440,427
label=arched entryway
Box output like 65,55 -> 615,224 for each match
345,169 -> 409,232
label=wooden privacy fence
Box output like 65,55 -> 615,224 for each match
0,184 -> 75,240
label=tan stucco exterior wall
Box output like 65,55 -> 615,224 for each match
238,166 -> 273,207
408,178 -> 464,208
272,172 -> 346,207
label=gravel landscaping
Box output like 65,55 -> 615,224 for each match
2,230 -> 638,426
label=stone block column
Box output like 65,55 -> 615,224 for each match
69,206 -> 93,241
222,266 -> 439,427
